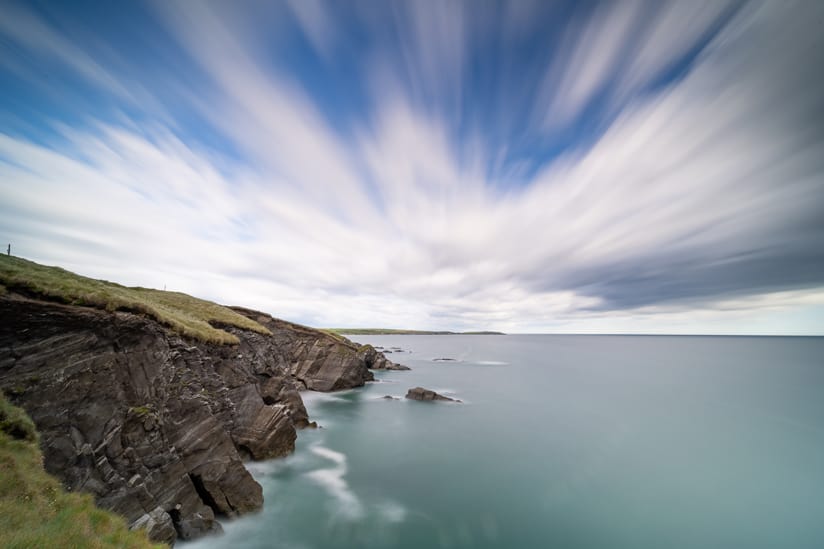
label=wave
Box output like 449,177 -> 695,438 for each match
305,445 -> 364,519
310,445 -> 346,464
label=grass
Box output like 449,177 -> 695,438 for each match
317,329 -> 352,343
0,255 -> 270,345
0,394 -> 164,549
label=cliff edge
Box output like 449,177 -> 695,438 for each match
0,256 -> 406,544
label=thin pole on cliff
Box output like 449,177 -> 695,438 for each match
6,243 -> 9,256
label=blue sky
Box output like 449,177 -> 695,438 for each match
1,0 -> 823,334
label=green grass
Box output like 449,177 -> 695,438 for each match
317,329 -> 352,343
0,394 -> 164,549
0,255 -> 270,344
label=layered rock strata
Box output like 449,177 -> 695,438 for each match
0,296 -> 405,544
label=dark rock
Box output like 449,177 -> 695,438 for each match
259,375 -> 309,428
0,296 -> 377,544
433,358 -> 457,362
230,307 -> 376,391
357,344 -> 411,371
382,395 -> 399,400
405,387 -> 461,402
129,506 -> 176,545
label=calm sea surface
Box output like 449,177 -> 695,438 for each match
185,335 -> 824,549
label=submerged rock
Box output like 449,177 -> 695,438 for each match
405,387 -> 461,402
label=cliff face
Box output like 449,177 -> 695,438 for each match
0,295 -> 401,544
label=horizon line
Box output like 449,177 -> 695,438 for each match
331,330 -> 823,337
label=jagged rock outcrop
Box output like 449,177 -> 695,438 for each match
0,295 -> 394,544
357,344 -> 411,371
229,307 -> 377,390
405,387 -> 461,402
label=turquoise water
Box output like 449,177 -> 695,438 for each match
185,335 -> 824,549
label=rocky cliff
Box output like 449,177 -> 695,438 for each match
0,294 -> 405,544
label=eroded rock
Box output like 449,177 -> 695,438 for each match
129,506 -> 176,545
357,344 -> 411,371
0,296 -> 377,544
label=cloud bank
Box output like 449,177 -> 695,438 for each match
1,0 -> 822,334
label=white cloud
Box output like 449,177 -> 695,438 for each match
541,0 -> 644,130
540,0 -> 739,131
618,1 -> 737,94
1,1 -> 822,334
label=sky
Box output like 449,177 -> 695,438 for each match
1,0 -> 823,335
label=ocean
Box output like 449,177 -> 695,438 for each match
184,335 -> 824,549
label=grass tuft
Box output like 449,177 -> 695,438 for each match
0,393 -> 164,548
0,397 -> 38,443
0,255 -> 270,345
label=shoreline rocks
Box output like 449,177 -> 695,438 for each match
0,295 -> 403,544
357,344 -> 411,371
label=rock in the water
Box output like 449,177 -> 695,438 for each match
405,387 -> 461,402
382,395 -> 399,400
433,358 -> 457,362
357,344 -> 411,371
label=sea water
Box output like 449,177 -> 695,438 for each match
184,335 -> 824,549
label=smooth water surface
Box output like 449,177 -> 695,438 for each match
185,335 -> 824,549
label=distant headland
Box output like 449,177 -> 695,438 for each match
324,328 -> 506,335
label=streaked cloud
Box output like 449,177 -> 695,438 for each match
0,0 -> 822,334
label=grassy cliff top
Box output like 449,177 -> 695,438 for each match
0,394 -> 163,548
0,255 -> 270,345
